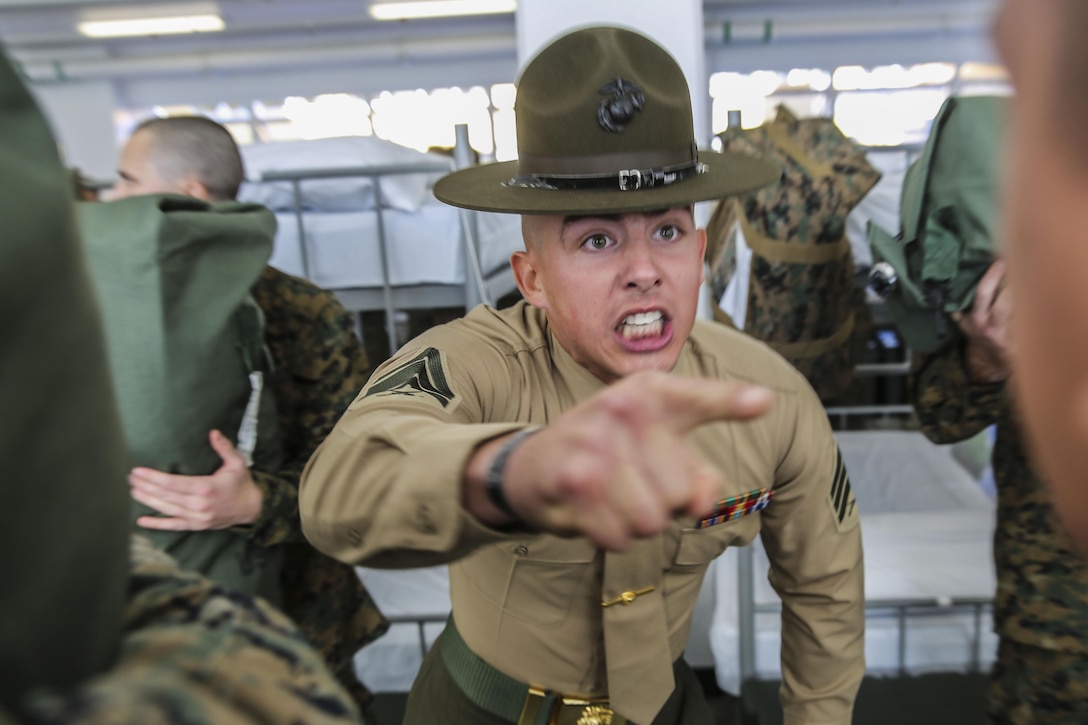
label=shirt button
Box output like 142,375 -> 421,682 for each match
348,529 -> 362,545
514,545 -> 529,557
417,504 -> 437,534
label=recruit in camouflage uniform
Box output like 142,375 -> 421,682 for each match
3,536 -> 363,725
913,345 -> 1088,725
249,265 -> 390,718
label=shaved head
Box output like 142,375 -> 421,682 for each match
130,116 -> 244,202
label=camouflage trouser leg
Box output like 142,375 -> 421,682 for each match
334,662 -> 377,725
988,637 -> 1088,724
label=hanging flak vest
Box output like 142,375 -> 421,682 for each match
79,195 -> 285,603
711,106 -> 881,401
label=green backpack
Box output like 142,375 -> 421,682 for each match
867,95 -> 1007,354
79,195 -> 285,604
0,52 -> 130,706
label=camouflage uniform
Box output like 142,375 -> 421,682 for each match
712,106 -> 880,402
2,535 -> 361,724
912,344 -> 1088,725
248,266 -> 389,719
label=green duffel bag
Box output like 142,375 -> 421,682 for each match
79,195 -> 285,604
0,52 -> 131,706
867,95 -> 1007,354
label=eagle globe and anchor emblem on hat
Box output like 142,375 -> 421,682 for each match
432,25 -> 781,216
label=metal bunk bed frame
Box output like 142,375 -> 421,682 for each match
255,125 -> 494,354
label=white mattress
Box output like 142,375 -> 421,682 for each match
710,430 -> 997,695
268,202 -> 522,292
353,566 -> 451,693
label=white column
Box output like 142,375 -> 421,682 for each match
515,0 -> 708,144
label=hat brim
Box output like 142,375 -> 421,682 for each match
433,150 -> 781,215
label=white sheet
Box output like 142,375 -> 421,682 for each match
846,150 -> 910,269
268,202 -> 522,292
709,430 -> 997,694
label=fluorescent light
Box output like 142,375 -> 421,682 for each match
77,3 -> 224,39
370,0 -> 515,21
78,14 -> 224,38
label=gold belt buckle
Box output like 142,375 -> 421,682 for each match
562,696 -> 619,725
519,688 -> 625,725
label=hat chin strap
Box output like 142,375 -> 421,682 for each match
503,159 -> 707,192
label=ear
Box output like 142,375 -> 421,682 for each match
179,176 -> 213,202
512,250 -> 548,309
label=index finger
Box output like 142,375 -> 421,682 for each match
655,376 -> 774,434
130,467 -> 200,492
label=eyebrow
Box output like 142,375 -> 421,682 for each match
117,170 -> 136,182
560,208 -> 677,231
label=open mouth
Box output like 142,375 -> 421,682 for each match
617,310 -> 666,340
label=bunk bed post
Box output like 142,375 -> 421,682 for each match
453,124 -> 491,309
290,179 -> 311,280
371,175 -> 399,354
737,544 -> 757,706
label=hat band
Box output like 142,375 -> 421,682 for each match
504,159 -> 707,192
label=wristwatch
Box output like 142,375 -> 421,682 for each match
484,427 -> 540,518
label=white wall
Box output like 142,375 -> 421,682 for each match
31,81 -> 117,180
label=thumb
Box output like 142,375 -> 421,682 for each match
208,429 -> 244,468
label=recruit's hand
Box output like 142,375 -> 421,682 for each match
466,371 -> 774,551
130,429 -> 263,531
953,259 -> 1012,383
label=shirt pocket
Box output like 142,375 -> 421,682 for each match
666,515 -> 761,570
463,535 -> 598,628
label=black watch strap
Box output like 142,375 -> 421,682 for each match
484,427 -> 540,518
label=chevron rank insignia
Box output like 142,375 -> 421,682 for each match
828,447 -> 858,532
364,347 -> 456,408
697,488 -> 773,529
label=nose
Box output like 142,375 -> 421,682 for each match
623,237 -> 662,293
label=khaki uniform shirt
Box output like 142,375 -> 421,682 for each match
301,302 -> 864,725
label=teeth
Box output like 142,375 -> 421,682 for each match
619,311 -> 665,340
622,311 -> 663,326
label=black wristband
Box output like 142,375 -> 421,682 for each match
484,428 -> 540,519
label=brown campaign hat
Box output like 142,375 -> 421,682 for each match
434,25 -> 781,215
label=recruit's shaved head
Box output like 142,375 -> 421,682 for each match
132,116 -> 244,202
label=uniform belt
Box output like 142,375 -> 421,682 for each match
439,617 -> 628,725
